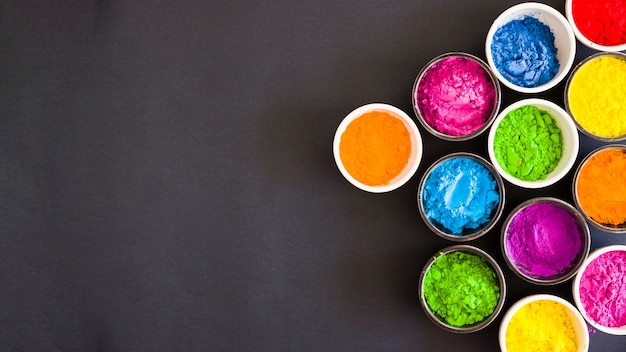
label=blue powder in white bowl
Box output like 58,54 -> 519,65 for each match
421,156 -> 501,236
490,16 -> 559,88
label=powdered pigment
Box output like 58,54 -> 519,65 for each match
493,105 -> 562,181
421,156 -> 500,236
576,147 -> 626,227
422,250 -> 500,327
579,249 -> 626,328
567,54 -> 626,139
505,202 -> 584,280
491,16 -> 559,88
505,300 -> 579,352
571,0 -> 626,47
339,110 -> 411,186
415,55 -> 497,137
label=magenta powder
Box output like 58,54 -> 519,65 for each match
579,250 -> 626,328
415,56 -> 497,137
505,202 -> 584,279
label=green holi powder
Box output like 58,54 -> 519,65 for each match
493,105 -> 562,181
422,251 -> 500,327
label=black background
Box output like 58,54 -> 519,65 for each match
1,1 -> 625,351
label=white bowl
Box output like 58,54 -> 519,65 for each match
565,0 -> 626,52
499,294 -> 589,352
333,103 -> 423,193
572,245 -> 626,335
487,98 -> 579,189
485,2 -> 576,93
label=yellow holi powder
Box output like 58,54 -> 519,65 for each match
505,300 -> 578,352
568,55 -> 626,138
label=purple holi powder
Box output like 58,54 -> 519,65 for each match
415,56 -> 497,137
505,202 -> 583,279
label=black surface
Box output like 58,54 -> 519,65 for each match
1,1 -> 625,351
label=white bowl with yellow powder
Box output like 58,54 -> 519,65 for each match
333,103 -> 423,193
499,294 -> 589,352
565,52 -> 626,142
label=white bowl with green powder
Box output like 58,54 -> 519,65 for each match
487,98 -> 579,189
418,245 -> 506,333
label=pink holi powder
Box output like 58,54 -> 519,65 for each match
505,203 -> 584,279
579,250 -> 626,328
415,56 -> 497,137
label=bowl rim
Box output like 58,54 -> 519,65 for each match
498,293 -> 590,351
500,197 -> 591,285
565,0 -> 626,52
417,152 -> 506,242
485,2 -> 577,93
487,98 -> 580,189
572,144 -> 626,233
572,245 -> 626,335
563,51 -> 626,142
333,103 -> 423,193
418,244 -> 507,333
411,51 -> 502,141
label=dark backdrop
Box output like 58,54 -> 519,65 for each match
1,1 -> 624,351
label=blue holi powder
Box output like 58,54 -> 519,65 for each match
422,157 -> 500,236
490,16 -> 559,88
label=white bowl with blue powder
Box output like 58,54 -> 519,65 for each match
485,2 -> 576,93
418,152 -> 505,241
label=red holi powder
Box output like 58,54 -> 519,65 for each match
572,0 -> 626,46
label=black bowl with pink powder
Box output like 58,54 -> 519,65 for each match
413,52 -> 501,141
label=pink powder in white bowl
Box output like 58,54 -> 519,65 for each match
412,52 -> 501,141
572,245 -> 626,335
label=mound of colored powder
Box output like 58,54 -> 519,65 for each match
579,250 -> 626,328
491,16 -> 560,88
567,55 -> 626,138
415,56 -> 497,137
493,105 -> 562,181
339,110 -> 411,186
572,0 -> 626,47
505,300 -> 579,352
421,157 -> 500,235
422,251 -> 500,327
505,202 -> 584,279
576,148 -> 626,226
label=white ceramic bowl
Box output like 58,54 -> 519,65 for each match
333,103 -> 423,193
487,98 -> 579,189
565,0 -> 626,52
499,294 -> 589,352
573,245 -> 626,335
485,2 -> 576,93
